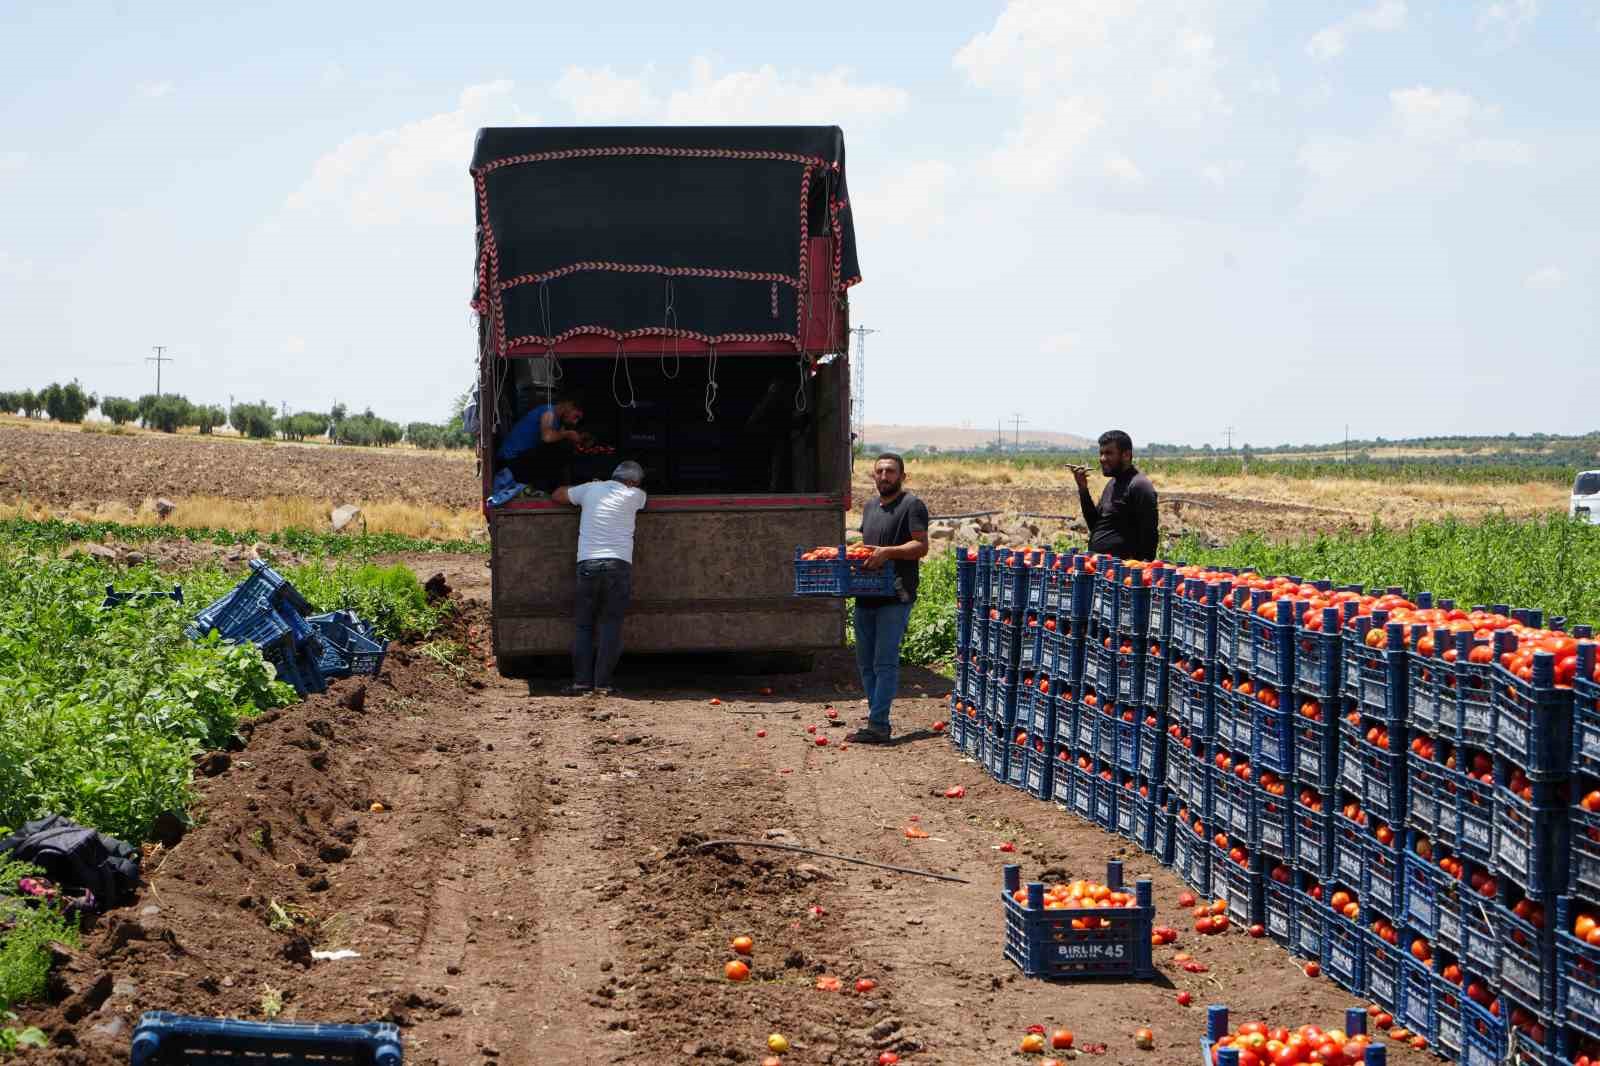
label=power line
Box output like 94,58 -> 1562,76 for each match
1010,412 -> 1027,452
848,325 -> 877,447
146,346 -> 172,397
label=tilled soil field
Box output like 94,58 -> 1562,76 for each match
0,424 -> 478,510
15,557 -> 1435,1066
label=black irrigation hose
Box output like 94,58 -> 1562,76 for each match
697,839 -> 971,884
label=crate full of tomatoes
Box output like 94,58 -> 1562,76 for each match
793,544 -> 897,598
1000,862 -> 1155,980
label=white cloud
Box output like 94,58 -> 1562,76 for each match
1307,1 -> 1407,60
953,1 -> 1231,192
1104,153 -> 1145,184
986,96 -> 1105,189
1478,0 -> 1539,37
1525,266 -> 1565,290
869,160 -> 955,228
1460,137 -> 1534,165
0,250 -> 35,281
552,59 -> 908,128
284,80 -> 530,227
0,151 -> 26,173
283,336 -> 306,354
135,80 -> 173,98
1390,87 -> 1495,142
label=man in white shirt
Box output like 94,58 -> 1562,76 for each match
553,461 -> 647,695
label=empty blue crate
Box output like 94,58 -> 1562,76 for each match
792,545 -> 896,597
189,559 -> 316,639
1001,861 -> 1154,981
309,611 -> 388,678
131,1012 -> 402,1066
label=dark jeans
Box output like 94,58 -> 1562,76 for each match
507,445 -> 564,492
852,600 -> 914,733
574,558 -> 632,688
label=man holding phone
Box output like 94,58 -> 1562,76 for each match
1072,430 -> 1159,561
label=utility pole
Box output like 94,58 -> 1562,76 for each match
146,346 -> 171,397
1010,412 -> 1027,452
848,325 -> 877,448
1345,424 -> 1350,464
1224,425 -> 1234,452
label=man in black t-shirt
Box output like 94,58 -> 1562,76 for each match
848,453 -> 930,744
1072,429 -> 1159,561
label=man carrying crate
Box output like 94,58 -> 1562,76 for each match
848,453 -> 930,744
553,461 -> 646,695
1071,430 -> 1159,561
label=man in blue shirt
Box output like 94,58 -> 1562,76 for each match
498,396 -> 586,493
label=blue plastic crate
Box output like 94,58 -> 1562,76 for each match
1494,657 -> 1575,778
1023,747 -> 1055,801
1293,883 -> 1327,960
1096,711 -> 1120,765
1406,751 -> 1453,846
1409,646 -> 1453,741
1143,651 -> 1168,709
1332,810 -> 1369,892
1201,1007 -> 1386,1066
1126,783 -> 1159,853
1019,619 -> 1046,671
996,554 -> 1029,611
1292,704 -> 1338,792
1000,862 -> 1155,981
1254,782 -> 1293,860
308,611 -> 388,678
1171,663 -> 1217,739
190,559 -> 315,633
1493,766 -> 1570,895
947,701 -> 966,752
1173,587 -> 1219,661
1181,749 -> 1214,821
1218,604 -> 1246,674
1403,841 -> 1459,945
1364,928 -> 1402,1013
1496,896 -> 1558,1013
1210,759 -> 1254,843
130,1012 -> 402,1066
1215,687 -> 1256,755
1154,797 -> 1176,866
1115,641 -> 1146,704
1174,819 -> 1211,896
1253,705 -> 1293,777
1337,716 -> 1408,826
1164,733 -> 1189,800
1571,802 -> 1600,899
1149,571 -> 1178,644
1398,956 -> 1440,1046
1006,732 -> 1032,789
1343,618 -> 1408,720
102,583 -> 184,609
1366,833 -> 1406,917
1067,762 -> 1096,820
1264,874 -> 1296,948
1455,646 -> 1498,749
1291,796 -> 1334,879
1457,761 -> 1496,863
1091,764 -> 1118,829
1251,600 -> 1298,689
1557,897 -> 1600,1044
962,711 -> 984,760
1074,700 -> 1101,756
1051,747 -> 1074,807
955,547 -> 979,599
1574,649 -> 1600,777
263,637 -> 327,696
1295,617 -> 1343,699
792,545 -> 897,597
1025,556 -> 1053,611
1322,907 -> 1368,996
1137,718 -> 1166,781
1208,844 -> 1264,927
1117,582 -> 1151,639
984,724 -> 1011,782
1061,561 -> 1095,620
1057,635 -> 1088,687
1091,570 -> 1119,631
1104,715 -> 1136,774
1089,641 -> 1118,696
1459,880 -> 1501,976
1459,992 -> 1507,1066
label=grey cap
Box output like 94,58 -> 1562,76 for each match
612,460 -> 645,483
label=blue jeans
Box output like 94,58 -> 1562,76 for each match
574,559 -> 632,687
853,600 -> 914,733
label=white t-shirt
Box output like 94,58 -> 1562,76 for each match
568,481 -> 647,563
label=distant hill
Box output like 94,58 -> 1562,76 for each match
865,423 -> 1094,452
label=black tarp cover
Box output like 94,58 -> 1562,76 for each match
470,126 -> 859,354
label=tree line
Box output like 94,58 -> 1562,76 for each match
0,382 -> 473,450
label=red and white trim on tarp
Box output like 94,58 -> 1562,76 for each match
470,147 -> 850,358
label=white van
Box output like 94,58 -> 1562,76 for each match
1573,471 -> 1600,524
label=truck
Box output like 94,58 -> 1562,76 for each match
468,126 -> 861,678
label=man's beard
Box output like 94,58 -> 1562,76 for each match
877,479 -> 903,497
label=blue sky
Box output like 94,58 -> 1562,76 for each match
2,0 -> 1596,447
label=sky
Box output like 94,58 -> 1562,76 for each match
1,0 -> 1596,448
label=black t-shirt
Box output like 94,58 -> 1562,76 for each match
857,491 -> 930,606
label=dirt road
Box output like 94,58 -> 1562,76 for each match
26,559 -> 1428,1066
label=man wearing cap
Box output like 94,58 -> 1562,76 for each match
553,461 -> 647,695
